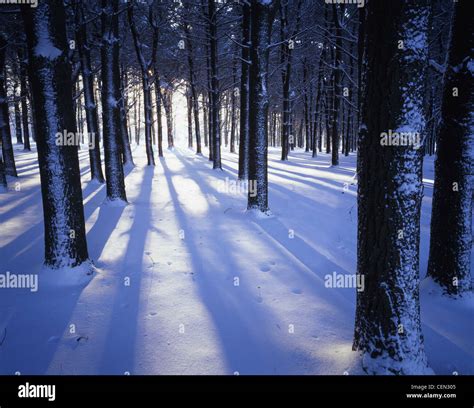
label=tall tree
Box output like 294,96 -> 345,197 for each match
353,0 -> 432,374
127,1 -> 156,166
207,0 -> 221,169
76,3 -> 105,183
101,0 -> 128,202
0,34 -> 17,177
279,0 -> 302,161
22,0 -> 90,268
330,4 -> 342,166
427,0 -> 473,296
182,2 -> 202,155
247,0 -> 277,213
238,1 -> 251,179
18,48 -> 31,151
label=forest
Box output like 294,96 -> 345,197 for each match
0,0 -> 472,377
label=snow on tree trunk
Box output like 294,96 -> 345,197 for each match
13,76 -> 23,145
331,4 -> 342,166
353,0 -> 432,375
76,4 -> 105,184
128,4 -> 155,166
0,154 -> 7,191
247,0 -> 274,214
238,1 -> 250,179
154,72 -> 164,157
18,48 -> 31,151
182,12 -> 202,155
427,0 -> 473,296
0,34 -> 17,177
187,90 -> 193,148
208,0 -> 221,170
22,0 -> 90,268
119,67 -> 134,167
100,0 -> 128,203
163,89 -> 174,149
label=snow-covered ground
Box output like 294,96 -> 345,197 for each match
0,143 -> 472,375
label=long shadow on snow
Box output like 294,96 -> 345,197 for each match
97,166 -> 154,373
170,151 -> 356,373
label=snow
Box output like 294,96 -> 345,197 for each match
0,143 -> 472,375
33,6 -> 62,60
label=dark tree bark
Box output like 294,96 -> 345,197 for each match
353,0 -> 431,374
182,7 -> 202,155
154,73 -> 164,157
76,3 -> 105,183
18,49 -> 31,151
119,65 -> 134,166
279,0 -> 302,161
187,90 -> 193,148
230,58 -> 237,154
207,0 -> 221,169
101,0 -> 127,202
427,0 -> 473,296
238,1 -> 251,179
22,0 -> 90,268
162,89 -> 174,149
247,0 -> 277,213
13,71 -> 23,145
128,3 -> 156,166
0,154 -> 6,191
0,34 -> 17,177
330,4 -> 342,166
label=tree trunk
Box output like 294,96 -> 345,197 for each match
353,0 -> 431,375
100,0 -> 127,202
187,90 -> 193,148
128,5 -> 155,166
427,0 -> 473,296
163,90 -> 174,149
330,4 -> 342,166
0,154 -> 6,191
154,74 -> 164,157
22,0 -> 90,268
13,75 -> 23,145
76,4 -> 105,183
208,0 -> 221,169
119,66 -> 134,166
0,35 -> 17,177
247,0 -> 275,213
238,1 -> 251,179
18,49 -> 31,151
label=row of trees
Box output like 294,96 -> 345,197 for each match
0,0 -> 471,374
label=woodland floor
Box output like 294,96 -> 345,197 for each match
0,143 -> 472,374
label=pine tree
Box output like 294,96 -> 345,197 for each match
353,0 -> 432,375
427,0 -> 473,296
22,0 -> 90,268
247,0 -> 277,213
101,0 -> 128,203
207,0 -> 221,169
238,1 -> 251,179
0,34 -> 17,177
18,48 -> 31,151
76,3 -> 105,183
